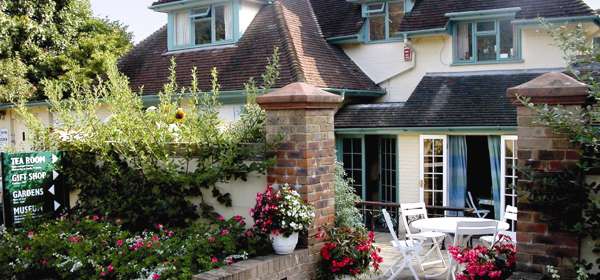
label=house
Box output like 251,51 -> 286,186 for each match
3,0 -> 599,219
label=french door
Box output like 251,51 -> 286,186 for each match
420,135 -> 447,208
379,137 -> 397,203
500,136 -> 518,220
338,136 -> 366,200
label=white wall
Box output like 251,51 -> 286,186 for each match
239,0 -> 263,36
343,23 -> 599,102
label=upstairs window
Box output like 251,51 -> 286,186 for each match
363,1 -> 405,42
453,19 -> 520,64
171,2 -> 233,50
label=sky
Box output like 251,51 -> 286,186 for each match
91,0 -> 600,44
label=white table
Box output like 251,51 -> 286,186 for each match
411,217 -> 510,234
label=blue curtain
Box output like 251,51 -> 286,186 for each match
488,136 -> 502,220
448,136 -> 468,214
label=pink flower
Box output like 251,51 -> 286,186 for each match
211,256 -> 219,263
90,215 -> 100,221
27,231 -> 35,239
208,236 -> 216,243
152,274 -> 160,280
107,264 -> 114,273
217,215 -> 225,222
220,229 -> 230,236
116,240 -> 124,247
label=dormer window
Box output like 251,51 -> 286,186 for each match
453,18 -> 521,64
363,1 -> 405,42
169,1 -> 234,50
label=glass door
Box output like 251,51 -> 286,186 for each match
338,136 -> 366,200
501,136 -> 518,223
379,137 -> 397,203
420,135 -> 447,209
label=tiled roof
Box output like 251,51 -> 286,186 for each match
309,0 -> 364,38
119,1 -> 379,94
334,70 -> 557,128
151,0 -> 181,6
399,0 -> 595,32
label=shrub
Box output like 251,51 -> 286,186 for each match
0,215 -> 270,280
448,235 -> 516,280
251,184 -> 314,237
316,227 -> 383,280
334,162 -> 364,229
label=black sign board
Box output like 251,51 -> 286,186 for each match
1,152 -> 68,226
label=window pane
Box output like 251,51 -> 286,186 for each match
434,139 -> 443,155
505,140 -> 514,158
174,11 -> 191,46
388,1 -> 404,38
424,176 -> 432,190
477,21 -> 495,32
194,19 -> 211,45
424,139 -> 433,156
214,5 -> 232,41
435,191 -> 443,206
477,34 -> 496,61
369,15 -> 385,41
434,174 -> 443,190
366,3 -> 385,13
424,191 -> 433,206
499,20 -> 514,59
456,22 -> 473,61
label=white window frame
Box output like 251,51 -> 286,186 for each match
500,135 -> 518,220
169,1 -> 234,50
363,1 -> 406,41
419,135 -> 448,207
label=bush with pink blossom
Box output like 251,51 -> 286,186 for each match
448,235 -> 517,280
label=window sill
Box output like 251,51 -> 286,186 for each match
451,59 -> 524,66
165,41 -> 237,54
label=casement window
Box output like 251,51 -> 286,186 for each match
363,1 -> 405,42
171,2 -> 233,49
453,19 -> 520,64
420,135 -> 447,208
500,136 -> 518,224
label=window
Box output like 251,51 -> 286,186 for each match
364,1 -> 405,41
380,137 -> 397,203
420,135 -> 447,209
453,19 -> 519,63
501,136 -> 517,218
341,137 -> 364,198
171,2 -> 233,49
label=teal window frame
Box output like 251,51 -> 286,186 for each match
362,1 -> 407,42
452,17 -> 522,65
167,0 -> 239,51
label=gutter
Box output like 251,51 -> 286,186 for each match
323,88 -> 386,97
512,15 -> 600,26
334,126 -> 518,134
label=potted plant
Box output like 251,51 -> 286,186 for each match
316,227 -> 383,280
251,184 -> 314,255
449,235 -> 517,280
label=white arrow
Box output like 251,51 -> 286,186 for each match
49,185 -> 55,195
53,171 -> 59,180
52,154 -> 59,163
54,201 -> 61,211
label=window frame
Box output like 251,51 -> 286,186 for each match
500,135 -> 518,224
168,0 -> 237,51
363,1 -> 407,42
452,17 -> 522,65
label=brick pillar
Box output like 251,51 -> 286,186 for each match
507,72 -> 589,274
256,83 -> 341,258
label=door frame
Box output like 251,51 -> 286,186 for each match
419,135 -> 448,207
336,135 -> 367,200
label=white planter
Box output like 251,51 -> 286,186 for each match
270,232 -> 299,255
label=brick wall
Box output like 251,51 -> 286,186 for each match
507,72 -> 589,274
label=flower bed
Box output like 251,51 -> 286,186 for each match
0,215 -> 270,280
316,227 -> 383,280
449,235 -> 517,280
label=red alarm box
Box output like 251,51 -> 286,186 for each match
403,46 -> 412,62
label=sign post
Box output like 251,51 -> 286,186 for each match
1,152 -> 67,226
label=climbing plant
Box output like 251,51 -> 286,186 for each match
16,49 -> 280,231
519,22 -> 600,277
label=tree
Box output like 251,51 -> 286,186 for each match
0,0 -> 132,102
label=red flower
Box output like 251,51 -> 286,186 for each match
220,229 -> 230,236
116,239 -> 124,247
152,274 -> 160,280
208,236 -> 216,243
211,256 -> 219,263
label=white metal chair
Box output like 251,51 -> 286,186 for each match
447,220 -> 499,280
381,209 -> 423,280
480,205 -> 518,245
400,202 -> 447,271
466,192 -> 490,218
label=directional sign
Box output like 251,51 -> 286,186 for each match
1,152 -> 67,226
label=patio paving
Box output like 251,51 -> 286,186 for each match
373,232 -> 450,280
